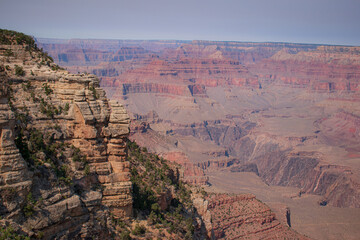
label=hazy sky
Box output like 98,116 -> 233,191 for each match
1,0 -> 359,45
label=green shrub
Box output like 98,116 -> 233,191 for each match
23,192 -> 36,217
39,98 -> 62,118
132,224 -> 146,235
127,139 -> 196,238
64,103 -> 70,112
71,146 -> 86,163
42,83 -> 53,95
35,231 -> 44,239
84,164 -> 90,176
0,224 -> 30,240
151,203 -> 161,214
4,49 -> 13,57
22,81 -> 31,91
15,65 -> 25,76
51,64 -> 64,71
89,86 -> 99,99
119,230 -> 131,240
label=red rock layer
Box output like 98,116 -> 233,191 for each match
160,152 -> 208,185
205,193 -> 309,240
37,38 -> 188,66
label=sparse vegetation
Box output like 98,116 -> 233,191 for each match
10,98 -> 73,184
84,164 -> 91,176
0,224 -> 30,240
71,145 -> 87,163
89,86 -> 99,99
131,224 -> 146,236
39,97 -> 63,118
118,230 -> 131,240
42,83 -> 53,95
15,65 -> 25,76
23,192 -> 37,217
4,49 -> 13,57
0,29 -> 36,48
22,81 -> 31,91
51,64 -> 64,71
127,140 -> 195,238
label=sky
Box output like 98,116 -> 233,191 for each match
0,0 -> 360,45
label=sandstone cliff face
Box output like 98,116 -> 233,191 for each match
0,32 -> 131,238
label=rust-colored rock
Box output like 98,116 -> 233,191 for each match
161,151 -> 208,185
193,193 -> 309,240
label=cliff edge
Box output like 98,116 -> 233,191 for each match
0,29 -> 131,238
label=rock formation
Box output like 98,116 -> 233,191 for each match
0,30 -> 131,238
193,193 -> 309,240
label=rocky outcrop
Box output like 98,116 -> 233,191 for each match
0,31 -> 131,238
193,193 -> 309,240
160,151 -> 208,185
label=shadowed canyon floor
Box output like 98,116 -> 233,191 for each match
39,38 -> 360,239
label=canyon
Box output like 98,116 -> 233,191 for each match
37,37 -> 360,239
0,32 -> 132,238
0,30 -> 308,239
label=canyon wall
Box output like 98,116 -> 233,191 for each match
193,193 -> 309,240
38,38 -> 360,209
0,33 -> 131,238
38,37 -> 360,238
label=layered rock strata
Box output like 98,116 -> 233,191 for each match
193,193 -> 308,240
39,38 -> 360,212
0,33 -> 131,238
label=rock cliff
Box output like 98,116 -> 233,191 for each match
0,30 -> 131,238
193,193 -> 309,240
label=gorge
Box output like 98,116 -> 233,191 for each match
0,30 -> 312,239
37,37 -> 360,239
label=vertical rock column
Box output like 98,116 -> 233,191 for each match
100,100 -> 132,218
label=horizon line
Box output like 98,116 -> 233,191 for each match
35,36 -> 359,48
